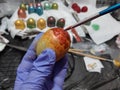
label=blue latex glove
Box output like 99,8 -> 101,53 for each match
14,33 -> 68,90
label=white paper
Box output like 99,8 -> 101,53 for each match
77,4 -> 120,44
84,57 -> 104,73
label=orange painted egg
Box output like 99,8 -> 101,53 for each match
18,8 -> 26,18
36,28 -> 71,61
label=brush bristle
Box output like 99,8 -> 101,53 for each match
113,60 -> 120,68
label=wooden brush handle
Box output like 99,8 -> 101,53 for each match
68,49 -> 107,61
69,48 -> 89,52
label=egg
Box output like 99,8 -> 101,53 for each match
27,18 -> 36,29
14,19 -> 25,30
36,28 -> 71,61
37,18 -> 46,30
18,8 -> 26,18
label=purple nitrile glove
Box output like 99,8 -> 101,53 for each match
14,33 -> 68,90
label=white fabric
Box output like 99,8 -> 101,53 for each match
0,17 -> 9,35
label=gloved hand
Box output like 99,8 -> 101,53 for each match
14,33 -> 68,90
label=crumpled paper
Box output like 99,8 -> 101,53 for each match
0,35 -> 9,52
0,0 -> 22,18
0,17 -> 9,35
84,57 -> 104,73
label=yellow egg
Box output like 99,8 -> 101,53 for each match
14,19 -> 25,30
37,18 -> 46,30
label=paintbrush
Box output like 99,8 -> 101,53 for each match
0,36 -> 27,52
68,49 -> 120,68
